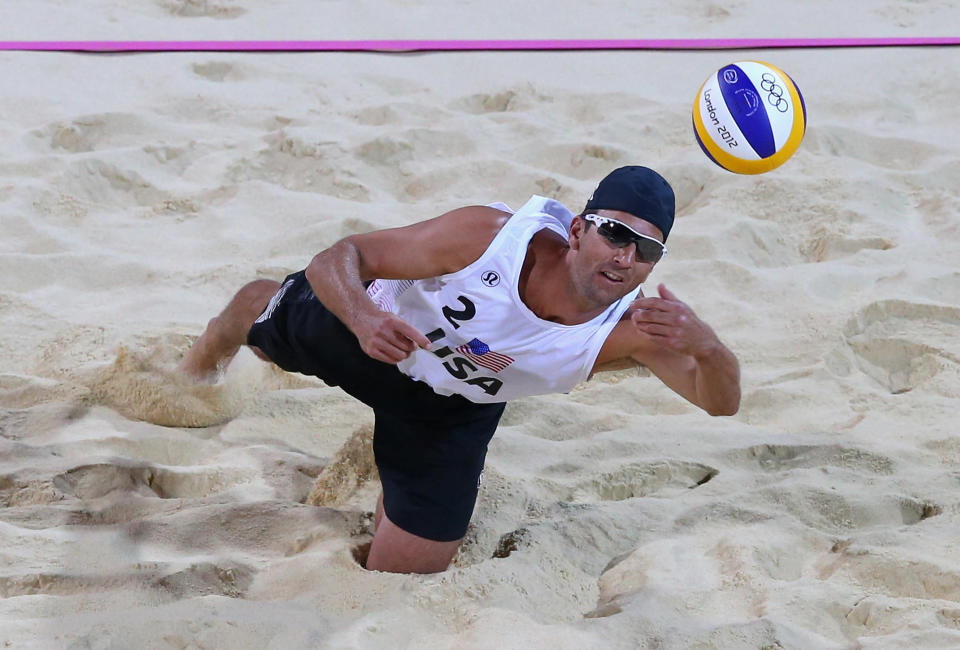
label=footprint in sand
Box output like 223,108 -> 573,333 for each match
804,125 -> 943,170
842,299 -> 960,394
0,561 -> 255,600
191,61 -> 243,82
449,89 -> 527,114
512,142 -> 628,181
540,459 -> 718,504
0,471 -> 65,507
231,131 -> 371,200
352,129 -> 478,204
52,461 -> 255,500
733,443 -> 894,475
350,102 -> 448,128
157,0 -> 246,18
60,159 -> 171,210
758,486 -> 940,534
32,113 -> 146,153
152,561 -> 254,598
497,396 -> 624,441
800,223 -> 894,263
719,217 -> 894,268
819,545 -> 958,602
355,129 -> 476,168
400,159 -> 544,203
1,458 -> 257,507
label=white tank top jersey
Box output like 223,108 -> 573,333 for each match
365,195 -> 643,403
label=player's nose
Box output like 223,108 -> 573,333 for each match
611,244 -> 634,267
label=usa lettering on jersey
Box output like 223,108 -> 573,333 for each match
423,295 -> 512,397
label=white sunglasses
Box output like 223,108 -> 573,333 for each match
582,214 -> 667,263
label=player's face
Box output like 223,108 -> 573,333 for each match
570,210 -> 662,306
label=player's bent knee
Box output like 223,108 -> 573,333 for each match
241,279 -> 281,309
231,280 -> 281,326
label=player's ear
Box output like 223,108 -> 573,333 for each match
569,215 -> 587,250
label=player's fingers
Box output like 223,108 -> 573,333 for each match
361,331 -> 410,363
376,341 -> 412,364
383,329 -> 417,353
632,309 -> 679,326
642,330 -> 687,352
632,296 -> 675,312
658,283 -> 681,302
635,322 -> 674,338
363,345 -> 395,364
393,319 -> 433,350
627,290 -> 647,308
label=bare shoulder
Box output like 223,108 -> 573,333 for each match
594,316 -> 654,368
439,205 -> 513,239
350,205 -> 512,281
593,307 -> 695,379
592,284 -> 698,375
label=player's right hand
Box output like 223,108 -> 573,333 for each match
354,312 -> 432,364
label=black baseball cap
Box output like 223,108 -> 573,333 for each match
584,166 -> 676,241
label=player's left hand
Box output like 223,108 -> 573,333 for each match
629,284 -> 720,359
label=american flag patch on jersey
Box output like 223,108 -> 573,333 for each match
456,338 -> 514,373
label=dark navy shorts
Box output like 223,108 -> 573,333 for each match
247,270 -> 505,542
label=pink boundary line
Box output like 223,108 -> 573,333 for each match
0,37 -> 958,52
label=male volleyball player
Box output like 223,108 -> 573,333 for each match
178,166 -> 740,573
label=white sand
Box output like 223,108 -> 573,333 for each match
2,0 -> 959,40
2,3 -> 960,648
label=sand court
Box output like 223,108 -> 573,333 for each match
2,5 -> 960,647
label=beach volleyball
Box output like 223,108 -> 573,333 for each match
693,61 -> 806,174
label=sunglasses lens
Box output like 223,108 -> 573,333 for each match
596,221 -> 663,262
596,222 -> 631,245
634,239 -> 664,263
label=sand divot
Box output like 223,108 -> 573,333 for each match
305,424 -> 378,507
304,424 -> 378,567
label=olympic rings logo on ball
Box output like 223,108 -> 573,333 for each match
760,73 -> 789,113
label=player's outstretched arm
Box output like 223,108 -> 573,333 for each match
304,206 -> 510,364
595,284 -> 740,416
